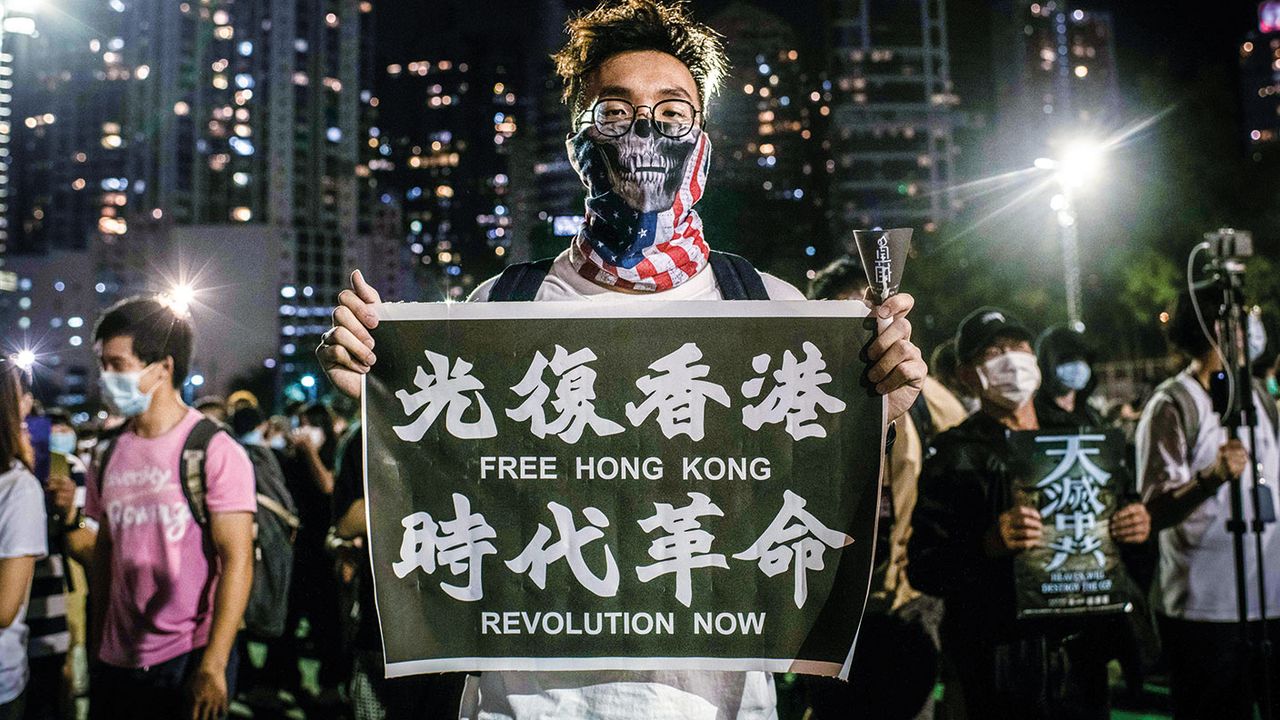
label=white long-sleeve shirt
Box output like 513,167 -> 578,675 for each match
1135,368 -> 1280,621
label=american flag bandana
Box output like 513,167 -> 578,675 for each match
566,124 -> 712,292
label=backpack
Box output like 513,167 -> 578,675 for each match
96,417 -> 300,638
487,250 -> 771,301
1154,374 -> 1280,465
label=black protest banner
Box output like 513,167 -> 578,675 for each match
1010,429 -> 1132,619
361,301 -> 885,678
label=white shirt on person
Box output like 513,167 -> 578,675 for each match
0,461 -> 49,704
1136,368 -> 1280,621
458,249 -> 855,720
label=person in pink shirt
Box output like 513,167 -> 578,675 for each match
64,296 -> 255,720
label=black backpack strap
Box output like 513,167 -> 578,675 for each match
1252,378 -> 1280,438
90,424 -> 128,499
710,251 -> 770,300
179,418 -> 223,528
487,258 -> 555,302
1155,376 -> 1200,467
907,391 -> 935,449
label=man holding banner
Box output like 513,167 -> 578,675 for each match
317,1 -> 925,718
908,307 -> 1150,720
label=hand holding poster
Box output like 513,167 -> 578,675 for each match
1010,429 -> 1133,619
361,301 -> 886,679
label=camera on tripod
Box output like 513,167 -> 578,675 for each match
1206,227 -> 1253,260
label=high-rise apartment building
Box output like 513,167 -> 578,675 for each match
708,3 -> 824,278
827,0 -> 960,239
1242,2 -> 1280,155
989,1 -> 1121,164
374,55 -> 518,299
2,0 -> 390,399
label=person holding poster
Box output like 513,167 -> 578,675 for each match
1137,287 -> 1280,720
804,256 -> 964,720
316,3 -> 925,718
908,307 -> 1150,720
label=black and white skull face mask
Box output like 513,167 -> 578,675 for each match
569,119 -> 702,213
565,119 -> 712,284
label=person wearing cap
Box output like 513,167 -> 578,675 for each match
194,395 -> 229,425
907,307 -> 1150,720
227,390 -> 260,415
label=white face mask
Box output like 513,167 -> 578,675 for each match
1248,312 -> 1267,363
976,351 -> 1042,411
99,364 -> 158,418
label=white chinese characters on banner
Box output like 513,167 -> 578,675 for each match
734,489 -> 854,608
390,490 -> 855,608
741,342 -> 847,441
393,351 -> 498,441
391,493 -> 498,601
1035,434 -> 1110,571
507,345 -> 624,444
635,492 -> 729,607
391,342 -> 849,442
506,502 -> 621,598
625,343 -> 731,441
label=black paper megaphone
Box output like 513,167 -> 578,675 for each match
852,228 -> 912,304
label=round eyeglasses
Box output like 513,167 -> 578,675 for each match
576,98 -> 702,139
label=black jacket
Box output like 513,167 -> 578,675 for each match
908,405 -> 1151,719
907,411 -> 1024,643
907,403 -> 1116,641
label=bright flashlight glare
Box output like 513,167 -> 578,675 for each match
300,374 -> 316,388
13,350 -> 36,371
160,283 -> 196,316
1057,140 -> 1104,188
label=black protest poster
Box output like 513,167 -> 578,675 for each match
361,300 -> 886,678
1010,429 -> 1132,619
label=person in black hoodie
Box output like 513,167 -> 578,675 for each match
1034,325 -> 1103,427
908,307 -> 1152,720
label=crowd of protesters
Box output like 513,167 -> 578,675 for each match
4,0 -> 1280,715
0,258 -> 1276,720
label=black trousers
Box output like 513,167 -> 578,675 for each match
89,644 -> 239,720
947,630 -> 1110,720
807,595 -> 943,720
1159,614 -> 1280,720
21,654 -> 66,720
350,651 -> 465,720
261,540 -> 346,690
